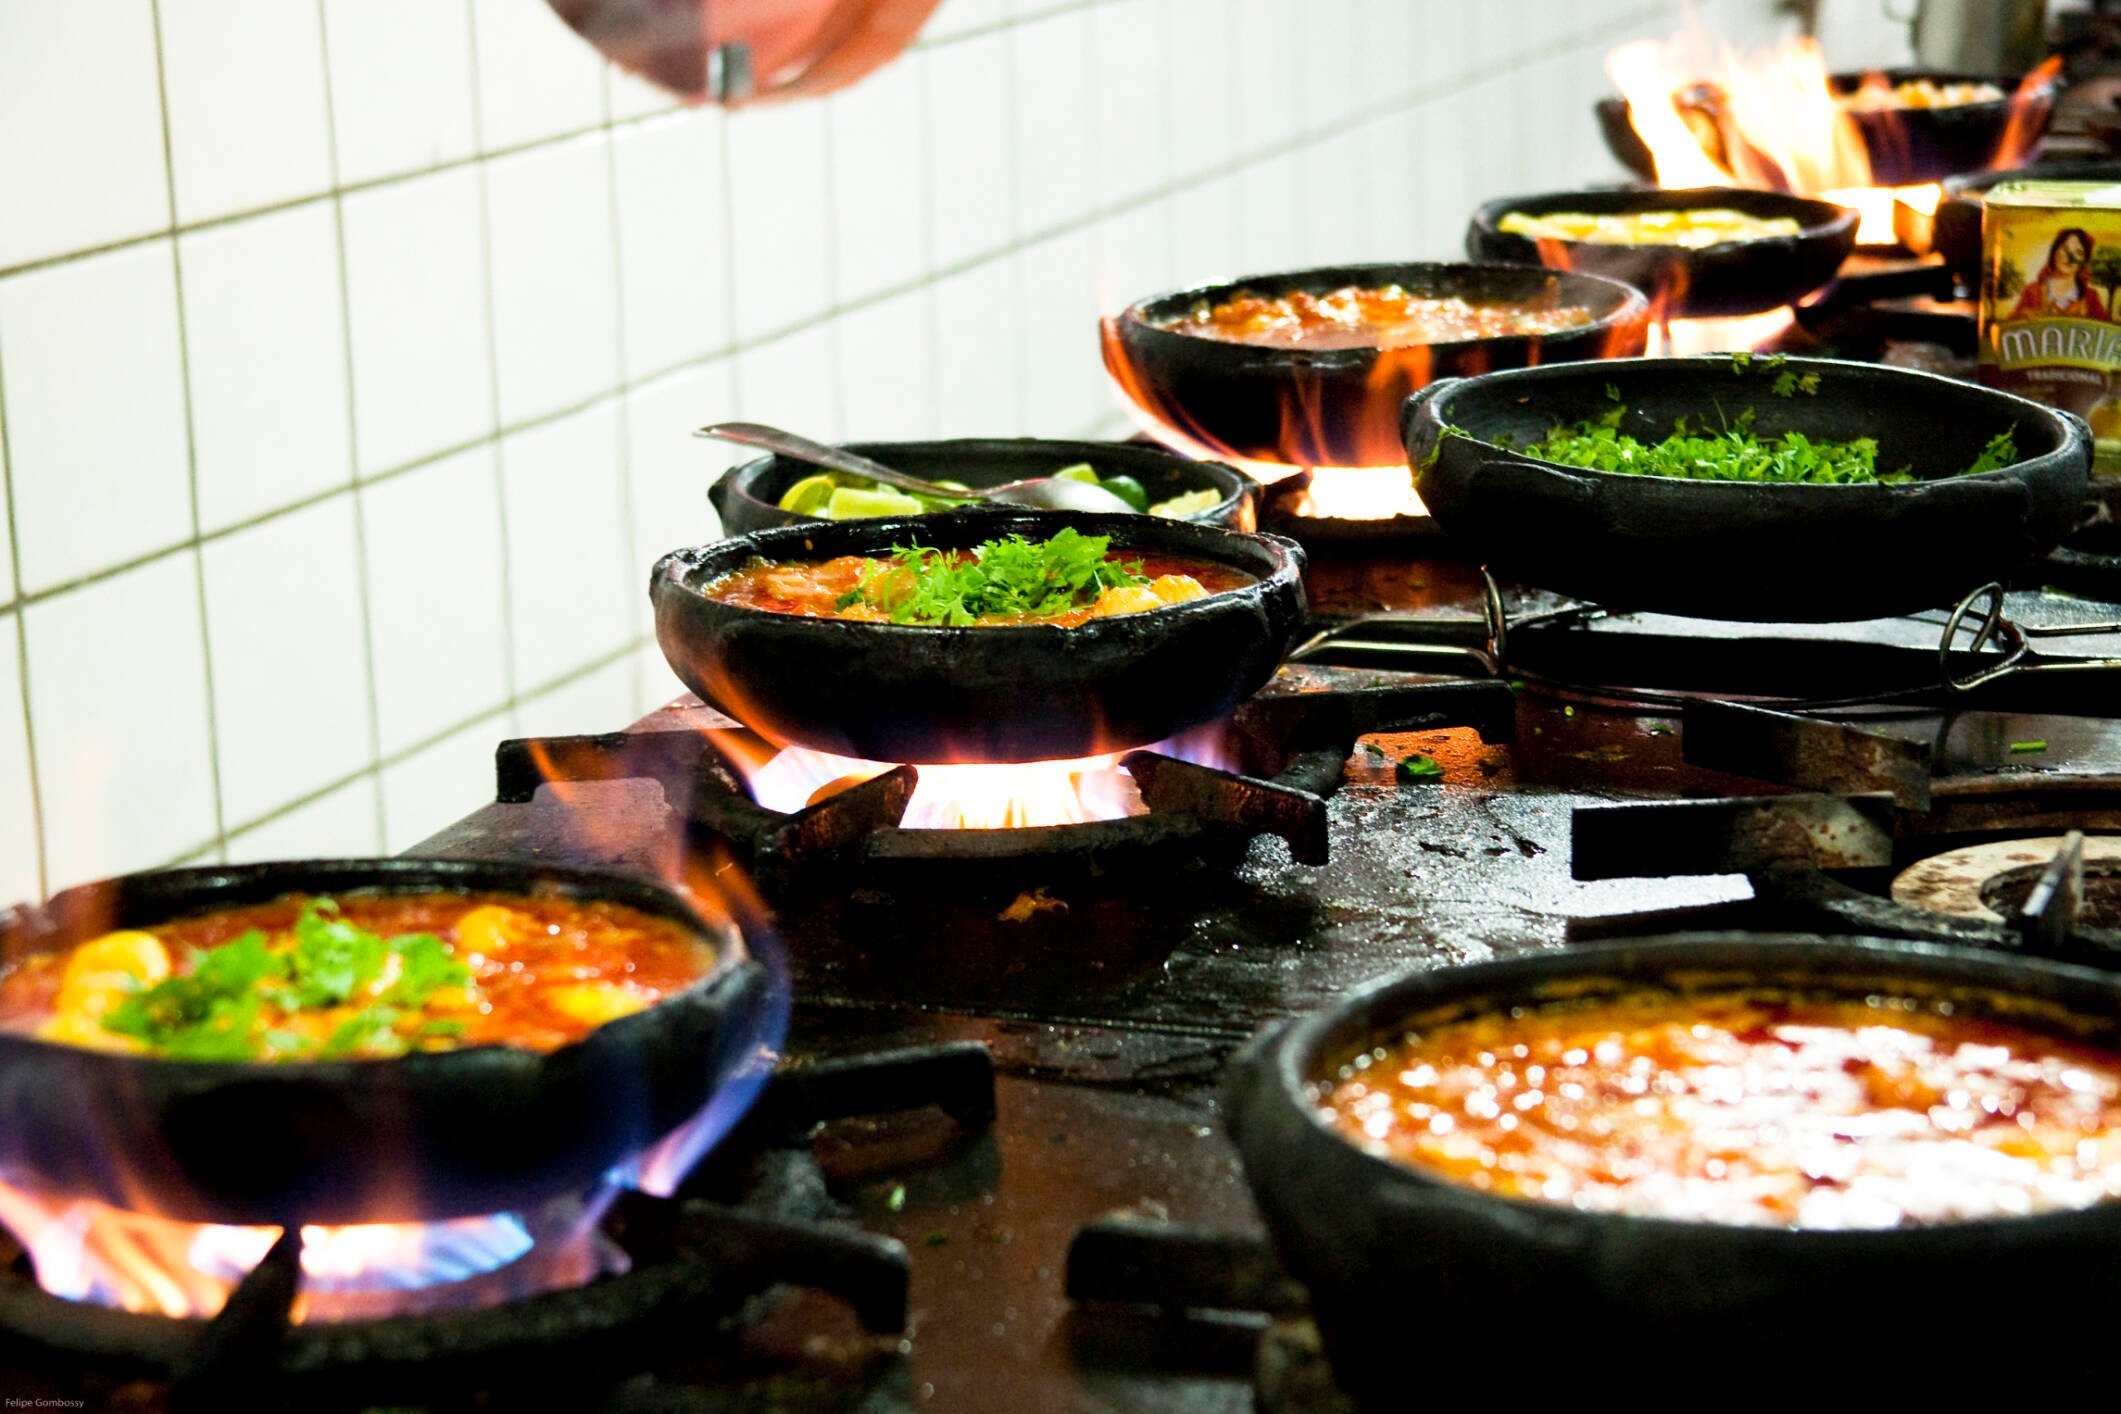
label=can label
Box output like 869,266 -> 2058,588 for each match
1981,180 -> 2121,472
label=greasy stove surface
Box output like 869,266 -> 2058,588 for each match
410,550 -> 2121,1412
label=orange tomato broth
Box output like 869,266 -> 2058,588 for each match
1320,989 -> 2121,1229
0,892 -> 718,1058
1160,284 -> 1596,350
705,550 -> 1252,627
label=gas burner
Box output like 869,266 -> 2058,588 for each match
496,680 -> 1516,887
0,1044 -> 993,1411
1892,832 -> 2121,929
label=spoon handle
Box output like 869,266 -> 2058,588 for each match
695,422 -> 965,499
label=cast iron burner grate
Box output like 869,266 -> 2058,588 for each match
495,680 -> 1516,886
1064,1216 -> 1348,1414
1564,696 -> 2121,962
0,1042 -> 995,1413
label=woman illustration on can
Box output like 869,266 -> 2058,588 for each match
2010,227 -> 2108,320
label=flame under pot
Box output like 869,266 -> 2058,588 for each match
0,859 -> 771,1226
652,510 -> 1308,764
1404,355 -> 2090,622
1221,935 -> 2121,1407
1107,262 -> 1649,469
1465,186 -> 1858,319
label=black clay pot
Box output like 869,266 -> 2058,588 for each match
1911,160 -> 2121,285
0,859 -> 773,1225
706,438 -> 1259,536
652,510 -> 1307,763
1596,67 -> 2060,188
1403,355 -> 2090,621
1105,262 -> 1649,469
1466,186 -> 1857,319
1222,934 -> 2121,1406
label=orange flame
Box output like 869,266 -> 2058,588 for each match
709,719 -> 1238,829
0,1180 -> 608,1321
1608,31 -> 2058,247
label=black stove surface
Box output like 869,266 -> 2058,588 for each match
16,550 -> 2121,1411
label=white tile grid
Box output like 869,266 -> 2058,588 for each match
200,493 -> 375,826
923,31 -> 1016,270
381,709 -> 512,854
828,54 -> 930,305
1164,0 -> 1235,183
156,0 -> 335,226
224,775 -> 382,864
469,0 -> 610,154
23,553 -> 219,888
725,101 -> 835,344
498,399 -> 636,693
624,360 -> 736,625
0,1 -> 1666,897
1091,0 -> 1170,209
1020,229 -> 1102,436
178,200 -> 354,534
358,443 -> 512,758
483,134 -> 623,427
320,0 -> 480,187
0,0 -> 168,270
0,240 -> 194,596
612,108 -> 734,380
340,166 -> 496,478
0,613 -> 39,905
1009,9 -> 1095,239
837,290 -> 942,442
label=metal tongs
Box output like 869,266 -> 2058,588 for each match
1935,582 -> 2121,695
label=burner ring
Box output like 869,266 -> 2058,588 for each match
1891,836 -> 2121,923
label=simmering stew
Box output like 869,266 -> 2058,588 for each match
704,528 -> 1252,627
1320,989 -> 2121,1229
1158,284 -> 1596,350
0,892 -> 719,1059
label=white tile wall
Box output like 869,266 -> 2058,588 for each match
23,555 -> 217,887
341,167 -> 495,476
0,2 -> 168,269
0,0 -> 1705,899
158,0 -> 335,225
179,201 -> 353,533
0,241 -> 193,594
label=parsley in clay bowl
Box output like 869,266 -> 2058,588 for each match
651,510 -> 1307,763
1402,354 -> 2090,622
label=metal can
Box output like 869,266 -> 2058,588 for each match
1980,179 -> 2121,476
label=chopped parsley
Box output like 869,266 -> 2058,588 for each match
1522,397 -> 2017,487
100,898 -> 471,1061
834,528 -> 1149,626
1396,754 -> 1445,782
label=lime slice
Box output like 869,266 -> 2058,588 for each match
1053,463 -> 1100,484
1099,474 -> 1150,512
826,485 -> 926,519
777,473 -> 839,516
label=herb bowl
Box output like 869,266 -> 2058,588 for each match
1402,355 -> 2091,621
651,510 -> 1307,764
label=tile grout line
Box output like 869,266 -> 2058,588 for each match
317,0 -> 391,855
463,0 -> 523,733
0,300 -> 48,902
220,638 -> 644,851
1001,4 -> 1029,432
0,41 -> 1589,629
149,0 -> 232,869
598,97 -> 645,715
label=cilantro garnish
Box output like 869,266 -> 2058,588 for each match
839,528 -> 1150,626
1396,754 -> 1445,782
99,899 -> 472,1061
1522,404 -> 2016,486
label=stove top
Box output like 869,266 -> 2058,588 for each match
17,548 -> 2121,1410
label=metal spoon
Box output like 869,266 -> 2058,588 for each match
696,421 -> 1139,514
